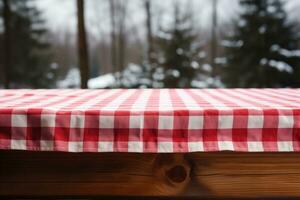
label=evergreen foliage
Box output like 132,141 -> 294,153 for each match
223,0 -> 300,88
0,0 -> 56,88
153,4 -> 206,88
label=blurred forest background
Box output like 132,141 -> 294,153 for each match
0,0 -> 300,89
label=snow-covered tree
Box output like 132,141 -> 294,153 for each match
153,3 -> 207,88
119,63 -> 152,88
223,0 -> 300,88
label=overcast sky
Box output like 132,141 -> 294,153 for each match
36,0 -> 238,29
35,0 -> 300,39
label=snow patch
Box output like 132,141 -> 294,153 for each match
176,48 -> 184,55
191,76 -> 224,88
57,68 -> 81,88
271,44 -> 300,58
267,5 -> 276,13
238,19 -> 247,27
202,64 -> 212,72
268,60 -> 293,73
260,58 -> 293,73
157,31 -> 172,40
121,63 -> 150,88
191,61 -> 200,69
50,62 -> 59,70
259,25 -> 267,34
214,57 -> 227,65
221,40 -> 243,48
88,73 -> 115,89
198,51 -> 206,58
166,69 -> 180,78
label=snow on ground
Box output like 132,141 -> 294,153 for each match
191,76 -> 225,88
57,68 -> 81,88
88,73 -> 116,89
57,68 -> 116,89
58,62 -> 226,89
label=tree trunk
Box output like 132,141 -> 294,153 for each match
77,0 -> 89,89
211,0 -> 218,79
118,1 -> 127,73
3,0 -> 11,89
145,0 -> 154,86
109,0 -> 117,73
145,0 -> 154,64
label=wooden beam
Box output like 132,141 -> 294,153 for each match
1,151 -> 300,198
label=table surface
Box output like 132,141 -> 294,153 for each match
0,89 -> 299,152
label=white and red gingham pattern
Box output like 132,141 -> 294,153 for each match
0,89 -> 299,152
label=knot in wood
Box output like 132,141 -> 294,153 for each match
166,165 -> 187,183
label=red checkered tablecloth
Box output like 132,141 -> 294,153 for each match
0,89 -> 299,152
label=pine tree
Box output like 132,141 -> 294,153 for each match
0,0 -> 55,88
153,3 -> 206,88
223,0 -> 300,88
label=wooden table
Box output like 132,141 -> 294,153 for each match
1,89 -> 300,199
1,150 -> 300,199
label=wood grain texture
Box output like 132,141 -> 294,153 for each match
1,151 -> 300,198
188,152 -> 300,198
